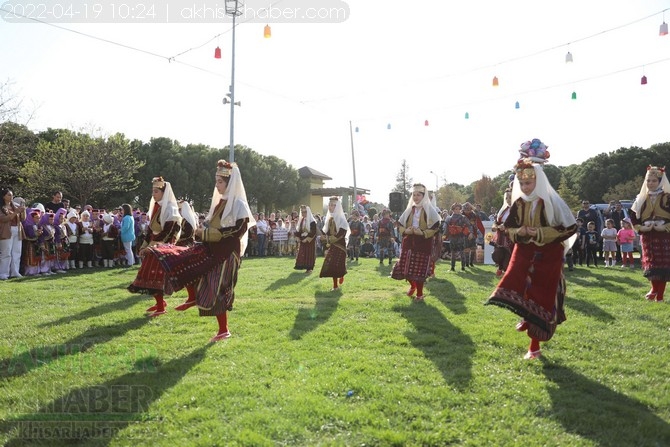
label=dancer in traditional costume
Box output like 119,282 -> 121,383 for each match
486,139 -> 576,360
347,210 -> 365,261
128,176 -> 182,317
444,203 -> 472,272
428,191 -> 442,277
491,177 -> 515,277
319,196 -> 348,291
151,160 -> 255,341
391,183 -> 441,301
462,202 -> 485,267
294,205 -> 317,273
629,165 -> 670,302
65,208 -> 81,270
376,209 -> 396,266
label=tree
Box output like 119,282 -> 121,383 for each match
473,175 -> 500,214
19,129 -> 143,207
0,79 -> 37,125
603,176 -> 644,203
0,121 -> 38,188
392,159 -> 412,203
440,183 -> 469,211
557,173 -> 581,213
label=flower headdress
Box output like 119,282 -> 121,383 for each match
152,176 -> 166,189
216,160 -> 234,178
519,138 -> 550,164
514,158 -> 537,181
646,165 -> 666,180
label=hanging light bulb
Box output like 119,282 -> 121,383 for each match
214,46 -> 221,59
514,101 -> 520,109
355,126 -> 359,133
571,91 -> 577,100
641,75 -> 648,85
264,24 -> 271,38
424,120 -> 429,126
387,123 -> 391,130
565,51 -> 573,63
660,21 -> 668,36
492,76 -> 499,87
464,112 -> 470,119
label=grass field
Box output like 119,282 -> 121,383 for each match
0,256 -> 669,446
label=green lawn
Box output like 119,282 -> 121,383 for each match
0,256 -> 668,446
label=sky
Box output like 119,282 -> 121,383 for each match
2,0 -> 670,204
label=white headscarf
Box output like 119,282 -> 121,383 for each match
398,186 -> 441,228
148,180 -> 182,229
511,163 -> 576,253
298,205 -> 317,232
205,163 -> 256,254
322,197 -> 349,234
179,201 -> 198,231
630,167 -> 670,218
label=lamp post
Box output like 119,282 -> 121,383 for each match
429,170 -> 439,192
349,121 -> 357,212
225,0 -> 242,162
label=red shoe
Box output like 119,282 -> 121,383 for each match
146,301 -> 167,313
339,277 -> 344,285
645,291 -> 657,300
496,269 -> 503,277
515,320 -> 528,332
209,331 -> 231,342
175,300 -> 196,311
407,287 -> 416,297
147,310 -> 167,318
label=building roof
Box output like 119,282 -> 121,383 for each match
298,166 -> 332,180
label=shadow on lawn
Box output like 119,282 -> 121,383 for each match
289,289 -> 341,340
424,277 -> 468,315
38,295 -> 141,328
563,296 -> 615,322
265,271 -> 309,291
393,302 -> 474,389
542,360 -> 670,445
1,345 -> 210,447
0,317 -> 151,380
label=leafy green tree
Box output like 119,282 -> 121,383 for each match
603,176 -> 644,203
20,129 -> 143,207
473,175 -> 500,214
557,173 -> 581,213
0,121 -> 38,188
392,159 -> 412,203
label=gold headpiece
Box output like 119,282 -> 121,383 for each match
329,196 -> 339,202
646,165 -> 665,180
152,176 -> 166,189
216,160 -> 234,177
412,183 -> 426,194
514,158 -> 536,181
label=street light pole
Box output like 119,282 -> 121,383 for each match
349,121 -> 357,211
429,170 -> 439,192
226,0 -> 242,162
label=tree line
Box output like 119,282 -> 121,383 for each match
391,142 -> 670,215
0,121 -> 310,213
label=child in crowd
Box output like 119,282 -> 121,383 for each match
571,218 -> 586,267
601,218 -> 618,267
617,217 -> 636,268
585,221 -> 600,267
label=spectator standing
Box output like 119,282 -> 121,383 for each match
0,187 -> 26,279
601,218 -> 618,267
256,213 -> 268,257
585,221 -> 600,267
617,217 -> 636,268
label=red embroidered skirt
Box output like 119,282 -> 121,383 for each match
294,239 -> 316,270
641,231 -> 670,281
391,234 -> 432,282
486,242 -> 566,341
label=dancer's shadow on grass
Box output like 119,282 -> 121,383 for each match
289,289 -> 341,340
424,277 -> 468,315
563,296 -> 615,322
542,360 -> 670,445
265,271 -> 309,291
38,295 -> 141,328
567,269 -> 643,288
0,317 -> 151,380
1,345 -> 210,447
393,302 -> 474,389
